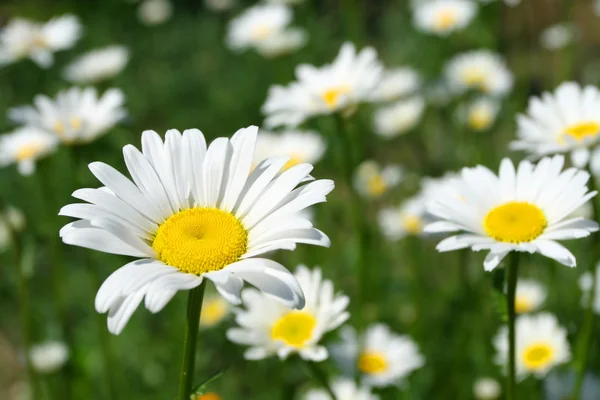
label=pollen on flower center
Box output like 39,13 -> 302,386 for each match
434,9 -> 457,30
16,143 -> 43,161
563,121 -> 600,142
402,214 -> 422,234
152,208 -> 248,275
515,296 -> 533,313
483,201 -> 547,243
522,343 -> 554,370
358,352 -> 388,374
283,154 -> 304,170
270,311 -> 316,347
253,24 -> 273,40
463,69 -> 488,91
367,175 -> 387,196
200,298 -> 229,327
321,85 -> 352,108
469,109 -> 492,130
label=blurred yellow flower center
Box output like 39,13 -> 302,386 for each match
469,108 -> 493,131
196,393 -> 221,400
322,85 -> 351,108
152,208 -> 248,275
284,154 -> 304,170
358,352 -> 388,374
484,202 -> 547,243
31,35 -> 47,48
563,121 -> 600,142
402,214 -> 422,234
515,296 -> 534,313
200,298 -> 229,327
434,9 -> 457,30
253,25 -> 273,40
16,143 -> 42,161
271,311 -> 316,347
463,69 -> 488,91
522,343 -> 554,370
367,175 -> 387,196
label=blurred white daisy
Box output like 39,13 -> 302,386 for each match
138,0 -> 173,26
205,0 -> 236,12
0,127 -> 58,175
59,127 -> 334,334
463,97 -> 500,131
373,97 -> 425,139
473,377 -> 501,400
0,15 -> 81,68
413,0 -> 477,36
9,87 -> 127,145
226,4 -> 306,57
263,42 -> 383,128
265,0 -> 305,4
378,196 -> 426,240
303,378 -> 379,400
0,219 -> 10,252
370,67 -> 421,103
514,279 -> 546,313
354,161 -> 403,198
510,82 -> 600,168
540,23 -> 577,51
30,341 -> 69,374
227,265 -> 349,361
199,293 -> 231,328
579,264 -> 600,314
64,45 -> 129,84
493,313 -> 570,380
425,155 -> 599,271
445,50 -> 513,97
255,130 -> 326,170
331,324 -> 424,387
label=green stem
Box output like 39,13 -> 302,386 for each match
506,252 -> 519,400
177,280 -> 207,400
303,361 -> 336,399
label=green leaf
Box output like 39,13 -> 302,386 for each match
191,366 -> 229,398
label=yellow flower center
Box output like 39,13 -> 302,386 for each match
283,154 -> 304,171
200,297 -> 229,327
366,175 -> 387,197
16,144 -> 43,161
321,85 -> 352,109
253,25 -> 273,40
469,108 -> 493,131
270,311 -> 316,348
434,9 -> 457,30
483,202 -> 547,243
152,208 -> 248,275
196,393 -> 221,400
514,295 -> 534,313
402,214 -> 423,234
562,121 -> 600,142
463,69 -> 488,92
358,352 -> 388,374
522,343 -> 554,370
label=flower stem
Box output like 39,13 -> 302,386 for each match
177,280 -> 207,400
303,361 -> 336,399
506,252 -> 519,400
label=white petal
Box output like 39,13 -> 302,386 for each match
535,240 -> 577,267
220,126 -> 258,212
484,250 -> 510,271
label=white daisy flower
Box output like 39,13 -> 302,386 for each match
578,264 -> 600,314
378,196 -> 426,240
445,50 -> 513,97
0,15 -> 81,68
256,28 -> 307,58
227,265 -> 349,361
254,130 -> 326,170
30,341 -> 69,374
425,155 -> 599,271
199,293 -> 231,328
493,313 -> 570,380
540,23 -> 577,51
64,45 -> 129,84
463,97 -> 500,131
514,278 -> 546,313
58,126 -> 334,335
5,206 -> 26,232
9,87 -> 127,145
303,378 -> 379,400
138,0 -> 173,26
331,324 -> 424,388
413,0 -> 477,36
473,377 -> 501,400
354,161 -> 403,198
370,67 -> 421,103
262,42 -> 383,128
0,127 -> 59,175
373,96 -> 425,139
510,82 -> 600,168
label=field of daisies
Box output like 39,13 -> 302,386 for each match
2,0 -> 600,399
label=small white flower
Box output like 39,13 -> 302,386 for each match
0,15 -> 81,68
579,264 -> 600,314
445,50 -> 513,97
200,293 -> 231,328
462,97 -> 500,131
370,67 -> 421,103
473,377 -> 501,400
373,97 -> 425,138
413,0 -> 477,36
64,45 -> 129,84
205,0 -> 236,12
0,127 -> 58,175
227,265 -> 349,361
5,206 -> 26,231
540,23 -> 577,51
138,0 -> 173,26
510,82 -> 600,167
254,130 -> 326,170
378,196 -> 426,240
425,155 -> 599,271
303,378 -> 379,400
514,279 -> 546,313
354,161 -> 403,198
10,87 -> 127,145
263,42 -> 383,128
256,28 -> 307,58
30,341 -> 69,374
493,313 -> 570,380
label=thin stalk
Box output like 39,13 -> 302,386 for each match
303,361 -> 336,399
506,252 -> 519,400
177,280 -> 207,400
